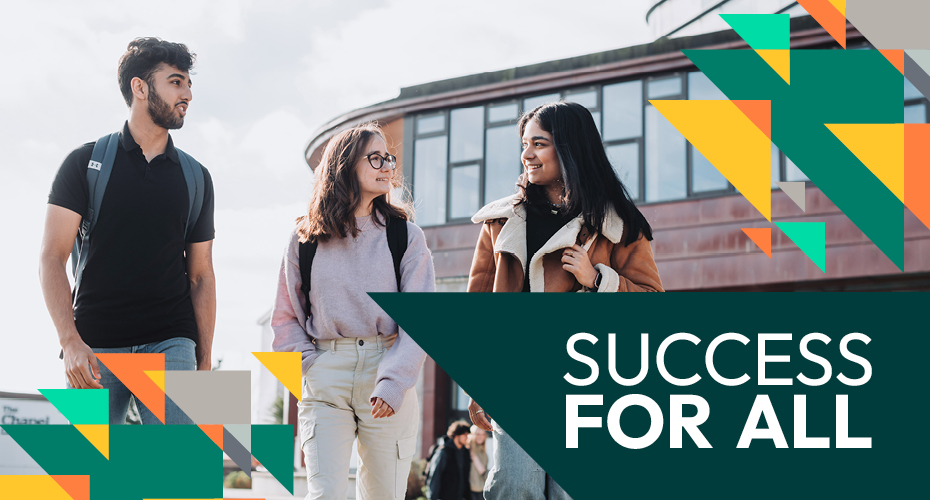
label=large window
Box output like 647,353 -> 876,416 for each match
410,68 -> 929,226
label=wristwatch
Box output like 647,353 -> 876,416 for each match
590,271 -> 602,292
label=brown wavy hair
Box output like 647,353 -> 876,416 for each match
297,124 -> 409,243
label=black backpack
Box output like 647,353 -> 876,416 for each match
298,215 -> 408,315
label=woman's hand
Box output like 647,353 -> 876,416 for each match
371,397 -> 395,418
562,244 -> 598,289
469,399 -> 492,431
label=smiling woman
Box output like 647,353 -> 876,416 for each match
271,124 -> 436,499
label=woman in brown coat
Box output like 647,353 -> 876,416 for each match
467,101 -> 663,500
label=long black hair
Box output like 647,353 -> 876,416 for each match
516,101 -> 653,245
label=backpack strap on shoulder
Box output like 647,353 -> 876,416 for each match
386,215 -> 408,291
176,148 -> 205,242
298,236 -> 317,316
71,132 -> 120,297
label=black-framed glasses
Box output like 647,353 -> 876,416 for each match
365,153 -> 397,170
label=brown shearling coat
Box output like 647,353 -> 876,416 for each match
466,195 -> 663,293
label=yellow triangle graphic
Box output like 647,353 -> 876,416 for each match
650,100 -> 772,221
143,370 -> 165,391
253,352 -> 302,399
826,124 -> 904,201
828,0 -> 846,17
756,50 -> 790,84
75,424 -> 109,460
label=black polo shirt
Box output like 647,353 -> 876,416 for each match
48,122 -> 215,348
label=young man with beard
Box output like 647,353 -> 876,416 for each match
39,38 -> 215,424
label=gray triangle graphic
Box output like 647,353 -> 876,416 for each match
223,427 -> 253,477
904,51 -> 930,101
776,181 -> 806,212
225,424 -> 251,453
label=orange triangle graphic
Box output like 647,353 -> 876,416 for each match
50,476 -> 90,500
904,124 -> 930,231
742,228 -> 772,258
731,100 -> 771,139
797,0 -> 847,49
879,50 -> 905,74
95,353 -> 165,424
199,424 -> 224,449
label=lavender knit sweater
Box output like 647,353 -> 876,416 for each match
271,215 -> 434,411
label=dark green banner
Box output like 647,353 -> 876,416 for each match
372,292 -> 925,499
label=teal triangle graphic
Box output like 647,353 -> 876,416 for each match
775,222 -> 826,272
252,425 -> 294,494
720,14 -> 790,50
39,389 -> 108,425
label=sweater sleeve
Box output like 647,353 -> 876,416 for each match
369,222 -> 433,411
596,231 -> 664,293
270,231 -> 319,375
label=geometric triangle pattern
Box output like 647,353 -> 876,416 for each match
253,351 -> 302,399
650,99 -> 773,221
720,14 -> 790,50
798,0 -> 847,49
198,424 -> 224,449
904,51 -> 930,101
225,423 -> 252,454
879,50 -> 905,74
904,124 -> 930,231
38,389 -> 108,425
164,371 -> 251,425
741,228 -> 772,257
756,50 -> 791,85
95,353 -> 166,424
826,123 -> 904,201
776,221 -> 826,272
223,426 -> 253,478
776,181 -> 807,211
0,475 -> 86,500
143,370 -> 165,392
50,475 -> 90,500
73,425 -> 109,460
251,424 -> 295,494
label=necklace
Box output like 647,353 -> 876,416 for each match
354,216 -> 373,239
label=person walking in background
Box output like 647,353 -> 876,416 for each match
427,421 -> 473,500
271,124 -> 434,500
467,425 -> 489,500
467,101 -> 663,499
39,37 -> 215,425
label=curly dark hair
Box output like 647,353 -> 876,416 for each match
117,37 -> 196,107
446,420 -> 471,440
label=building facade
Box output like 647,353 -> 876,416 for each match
303,13 -> 930,457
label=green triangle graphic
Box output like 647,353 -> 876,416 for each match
251,425 -> 294,494
39,389 -> 108,425
720,14 -> 790,50
775,222 -> 826,272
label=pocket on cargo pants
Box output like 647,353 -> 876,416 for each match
395,434 -> 417,498
301,421 -> 320,477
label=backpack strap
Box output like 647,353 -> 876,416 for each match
297,215 -> 409,315
298,237 -> 317,316
71,132 -> 120,297
386,215 -> 408,291
176,148 -> 205,242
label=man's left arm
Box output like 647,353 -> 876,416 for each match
187,240 -> 216,370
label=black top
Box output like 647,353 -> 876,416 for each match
524,201 -> 577,292
48,122 -> 215,348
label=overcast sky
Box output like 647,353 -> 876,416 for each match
0,0 -> 655,393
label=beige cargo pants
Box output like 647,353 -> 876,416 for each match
299,335 -> 419,500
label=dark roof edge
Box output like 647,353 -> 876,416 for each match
305,15 -> 845,166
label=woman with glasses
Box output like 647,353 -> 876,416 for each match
467,101 -> 663,500
272,123 -> 435,500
